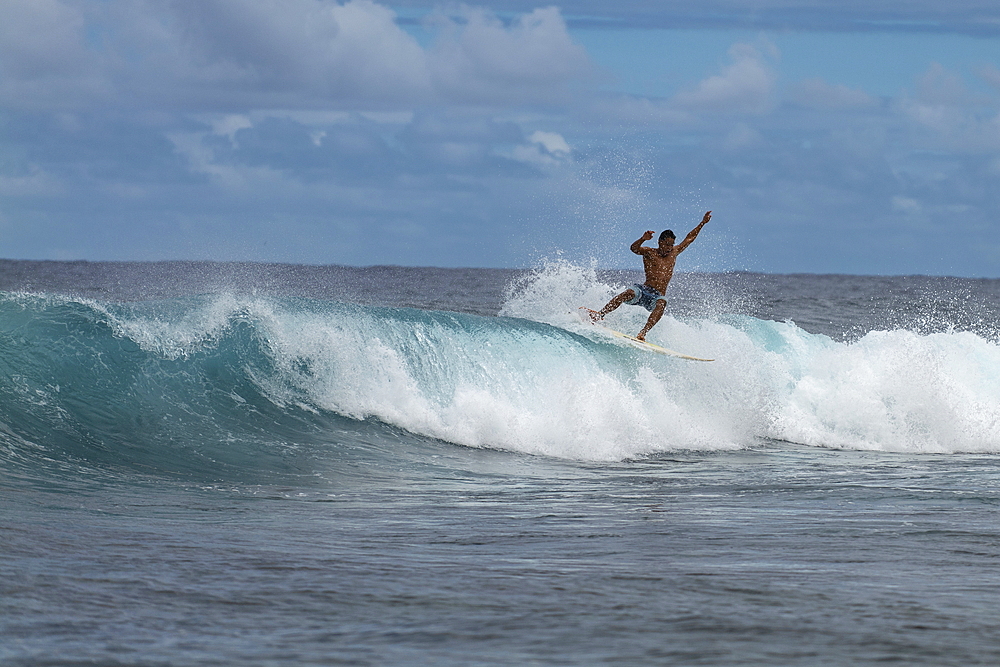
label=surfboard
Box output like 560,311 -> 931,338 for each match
577,308 -> 714,361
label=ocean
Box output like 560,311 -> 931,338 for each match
2,259 -> 1000,666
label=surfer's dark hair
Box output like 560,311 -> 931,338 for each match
659,230 -> 676,242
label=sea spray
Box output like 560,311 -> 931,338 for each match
501,262 -> 1000,454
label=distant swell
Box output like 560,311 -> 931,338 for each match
1,284 -> 999,484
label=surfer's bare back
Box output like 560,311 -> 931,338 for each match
586,211 -> 712,340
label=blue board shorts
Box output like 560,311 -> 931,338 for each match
626,283 -> 667,312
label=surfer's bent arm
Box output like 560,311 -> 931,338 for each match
676,211 -> 712,253
630,231 -> 655,255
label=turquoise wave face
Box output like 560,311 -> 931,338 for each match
1,291 -> 999,484
0,294 -> 353,483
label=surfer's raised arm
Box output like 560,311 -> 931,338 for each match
676,211 -> 712,253
630,231 -> 655,255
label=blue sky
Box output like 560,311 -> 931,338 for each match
2,0 -> 1000,275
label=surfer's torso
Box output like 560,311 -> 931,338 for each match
637,247 -> 679,295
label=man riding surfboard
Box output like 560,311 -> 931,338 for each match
585,211 -> 712,340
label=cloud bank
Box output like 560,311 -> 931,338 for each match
2,0 -> 1000,275
0,0 -> 592,110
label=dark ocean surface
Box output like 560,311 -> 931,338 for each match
2,260 -> 999,665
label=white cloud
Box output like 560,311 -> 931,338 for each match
899,64 -> 1000,152
428,6 -> 592,104
323,0 -> 435,100
588,41 -> 779,125
528,131 -> 571,155
916,62 -> 979,105
0,0 -> 88,78
4,5 -> 1000,274
210,114 -> 253,147
672,43 -> 777,115
145,0 -> 432,104
494,130 -> 572,170
0,0 -> 591,111
503,143 -> 559,168
0,0 -> 112,108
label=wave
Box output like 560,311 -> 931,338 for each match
1,270 -> 998,481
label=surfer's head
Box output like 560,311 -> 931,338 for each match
658,230 -> 676,247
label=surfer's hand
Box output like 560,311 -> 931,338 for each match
701,211 -> 712,225
642,230 -> 655,240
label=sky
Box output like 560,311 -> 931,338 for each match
2,0 -> 1000,275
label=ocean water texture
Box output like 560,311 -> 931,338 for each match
2,264 -> 998,490
4,261 -> 1000,667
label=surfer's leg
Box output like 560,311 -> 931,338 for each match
636,299 -> 666,341
592,290 -> 636,320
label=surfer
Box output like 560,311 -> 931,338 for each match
586,211 -> 712,340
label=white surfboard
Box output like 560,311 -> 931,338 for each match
577,308 -> 714,361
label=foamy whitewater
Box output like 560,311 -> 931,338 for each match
3,260 -> 1000,666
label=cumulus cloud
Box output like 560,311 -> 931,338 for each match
898,63 -> 1000,152
210,114 -> 254,147
4,3 -> 1000,274
587,41 -> 778,125
0,0 -> 88,78
916,62 -> 979,105
164,0 -> 432,104
672,43 -> 777,115
0,0 -> 592,110
428,6 -> 591,104
0,0 -> 112,108
497,130 -> 573,170
528,131 -> 571,155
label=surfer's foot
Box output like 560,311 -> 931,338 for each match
635,334 -> 646,341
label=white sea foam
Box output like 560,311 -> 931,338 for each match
772,327 -> 1000,452
97,293 -> 255,359
92,266 -> 1000,459
499,263 -> 1000,455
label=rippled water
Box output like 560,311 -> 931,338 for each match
2,260 -> 999,665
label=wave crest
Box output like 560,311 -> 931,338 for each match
1,280 -> 998,483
